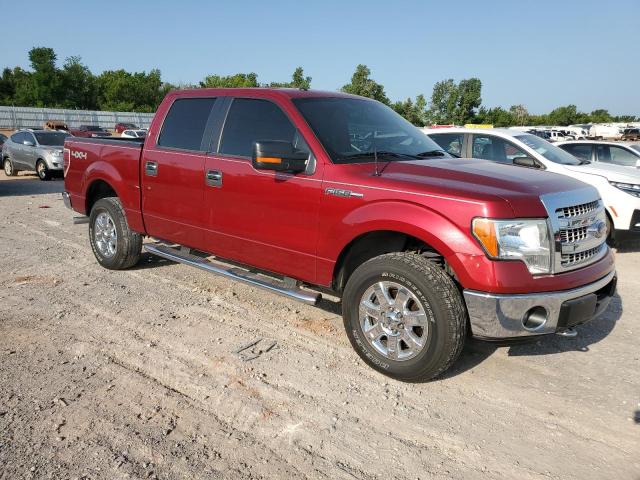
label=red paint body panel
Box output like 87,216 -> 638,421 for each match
64,88 -> 615,296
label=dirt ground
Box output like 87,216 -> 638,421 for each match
0,172 -> 638,480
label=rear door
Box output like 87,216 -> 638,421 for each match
202,96 -> 323,283
595,144 -> 639,167
23,132 -> 37,169
141,97 -> 219,250
427,132 -> 466,157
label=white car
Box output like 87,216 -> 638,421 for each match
121,129 -> 147,138
424,127 -> 640,238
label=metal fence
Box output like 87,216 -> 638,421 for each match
0,105 -> 155,130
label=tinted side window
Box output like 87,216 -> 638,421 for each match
158,97 -> 216,151
472,135 -> 527,164
11,132 -> 25,143
562,144 -> 592,162
220,99 -> 297,158
429,133 -> 464,156
601,145 -> 638,167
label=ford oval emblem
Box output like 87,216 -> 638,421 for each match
588,220 -> 607,239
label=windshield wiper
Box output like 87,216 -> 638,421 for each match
415,150 -> 447,158
341,151 -> 420,161
579,160 -> 592,165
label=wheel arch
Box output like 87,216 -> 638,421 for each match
85,178 -> 118,214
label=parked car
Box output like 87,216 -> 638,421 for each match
621,128 -> 640,141
557,140 -> 640,168
44,120 -> 69,131
63,88 -> 616,381
121,129 -> 147,138
547,131 -> 568,142
69,125 -> 112,138
115,122 -> 138,134
426,128 -> 640,240
2,129 -> 70,180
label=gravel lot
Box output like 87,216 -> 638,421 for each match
0,173 -> 639,480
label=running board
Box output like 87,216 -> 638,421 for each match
144,243 -> 321,305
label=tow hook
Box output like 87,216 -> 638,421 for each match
556,328 -> 578,338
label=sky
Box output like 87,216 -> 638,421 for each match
1,0 -> 638,115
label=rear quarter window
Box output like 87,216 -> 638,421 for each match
157,97 -> 217,151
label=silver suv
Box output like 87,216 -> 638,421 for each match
2,129 -> 70,180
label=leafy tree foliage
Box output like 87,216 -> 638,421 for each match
96,69 -> 166,112
392,95 -> 427,126
341,64 -> 389,104
269,67 -> 312,90
200,72 -> 259,88
60,56 -> 97,110
426,78 -> 482,125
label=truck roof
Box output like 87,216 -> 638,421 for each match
168,87 -> 366,101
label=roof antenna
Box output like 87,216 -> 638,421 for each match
373,130 -> 380,176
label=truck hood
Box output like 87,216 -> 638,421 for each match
563,161 -> 640,183
346,158 -> 594,217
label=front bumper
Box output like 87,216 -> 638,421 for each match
464,270 -> 616,339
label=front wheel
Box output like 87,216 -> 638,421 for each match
342,252 -> 467,382
36,159 -> 51,181
89,197 -> 142,270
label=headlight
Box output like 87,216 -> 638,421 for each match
472,218 -> 551,274
49,150 -> 62,157
609,181 -> 640,197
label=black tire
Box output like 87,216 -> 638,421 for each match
36,159 -> 51,181
3,157 -> 17,176
342,252 -> 466,382
89,197 -> 142,270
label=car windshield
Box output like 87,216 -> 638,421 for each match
293,97 -> 446,164
514,134 -> 582,165
34,132 -> 70,146
85,126 -> 102,131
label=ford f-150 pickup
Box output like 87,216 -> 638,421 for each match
62,88 -> 616,381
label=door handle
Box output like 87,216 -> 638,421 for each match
145,161 -> 158,176
206,170 -> 222,187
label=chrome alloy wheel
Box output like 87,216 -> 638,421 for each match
37,161 -> 46,179
359,281 -> 429,361
94,212 -> 118,258
4,159 -> 12,176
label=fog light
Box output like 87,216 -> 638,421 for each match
522,306 -> 548,331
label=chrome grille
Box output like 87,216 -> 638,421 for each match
540,188 -> 608,274
559,226 -> 588,244
557,200 -> 600,219
561,244 -> 605,268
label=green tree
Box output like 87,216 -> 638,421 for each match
453,78 -> 482,125
269,67 -> 312,90
393,94 -> 428,126
547,105 -> 578,126
0,67 -> 20,104
60,56 -> 97,109
589,109 -> 612,123
476,106 -> 515,127
97,69 -> 164,112
509,104 -> 529,126
341,64 -> 389,104
426,79 -> 458,125
200,72 -> 259,88
14,47 -> 62,107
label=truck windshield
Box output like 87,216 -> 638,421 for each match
514,134 -> 582,165
293,97 -> 445,164
34,132 -> 70,146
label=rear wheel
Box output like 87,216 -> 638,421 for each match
342,252 -> 466,382
3,158 -> 17,176
36,159 -> 51,181
89,197 -> 142,270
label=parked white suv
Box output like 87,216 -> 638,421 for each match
424,128 -> 640,239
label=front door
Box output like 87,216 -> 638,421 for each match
203,97 -> 324,284
141,96 -> 219,250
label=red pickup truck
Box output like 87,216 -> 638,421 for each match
63,88 -> 616,381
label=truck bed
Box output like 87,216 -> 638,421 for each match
64,136 -> 146,233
